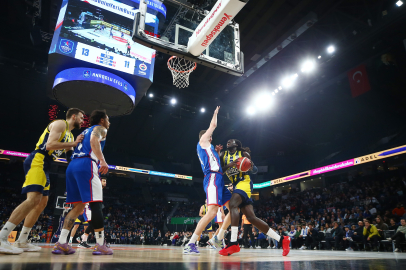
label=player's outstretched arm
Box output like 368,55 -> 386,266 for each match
199,106 -> 220,148
90,126 -> 109,174
46,120 -> 83,151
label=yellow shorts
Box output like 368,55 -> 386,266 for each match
233,176 -> 253,207
22,151 -> 51,196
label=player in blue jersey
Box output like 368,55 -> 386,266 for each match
183,106 -> 232,255
52,110 -> 113,256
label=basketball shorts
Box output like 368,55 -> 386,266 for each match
203,172 -> 231,206
66,157 -> 102,204
234,178 -> 253,208
214,210 -> 223,223
74,215 -> 88,225
22,151 -> 52,196
83,206 -> 92,222
204,222 -> 213,232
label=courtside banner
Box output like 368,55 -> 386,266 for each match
252,144 -> 406,189
171,217 -> 201,225
0,149 -> 192,180
187,0 -> 247,56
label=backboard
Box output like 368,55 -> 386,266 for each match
133,0 -> 245,76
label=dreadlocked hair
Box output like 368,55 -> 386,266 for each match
234,139 -> 251,154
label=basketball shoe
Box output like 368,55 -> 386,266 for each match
208,235 -> 224,250
183,243 -> 200,255
0,240 -> 24,255
219,243 -> 240,256
281,236 -> 291,256
52,242 -> 75,255
13,241 -> 41,252
78,241 -> 92,248
92,243 -> 113,255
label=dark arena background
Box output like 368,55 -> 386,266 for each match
1,0 -> 406,269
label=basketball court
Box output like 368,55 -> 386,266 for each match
0,244 -> 405,269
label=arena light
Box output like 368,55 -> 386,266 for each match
281,74 -> 297,88
170,98 -> 177,105
200,108 -> 205,113
327,45 -> 335,54
278,86 -> 282,90
396,1 -> 403,7
253,92 -> 273,111
246,106 -> 256,115
149,93 -> 154,98
300,60 -> 316,73
318,55 -> 321,59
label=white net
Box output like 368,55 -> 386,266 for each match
167,56 -> 197,88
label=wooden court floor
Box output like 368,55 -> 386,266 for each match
0,244 -> 405,270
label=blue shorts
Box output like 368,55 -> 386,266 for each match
203,172 -> 231,206
66,157 -> 103,204
234,189 -> 253,208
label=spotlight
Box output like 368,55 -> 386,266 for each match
300,60 -> 316,73
396,1 -> 403,7
170,98 -> 177,105
281,74 -> 297,88
327,45 -> 335,54
278,86 -> 282,90
246,106 -> 256,115
200,108 -> 205,113
254,92 -> 273,111
275,89 -> 278,93
149,93 -> 154,98
318,55 -> 321,59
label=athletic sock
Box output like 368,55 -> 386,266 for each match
217,229 -> 226,240
82,234 -> 88,242
266,228 -> 281,241
17,226 -> 32,243
231,226 -> 238,242
59,229 -> 70,244
0,222 -> 17,241
187,233 -> 199,246
96,231 -> 104,245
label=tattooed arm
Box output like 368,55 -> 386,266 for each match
90,126 -> 109,174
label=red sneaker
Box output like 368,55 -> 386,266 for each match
219,244 -> 240,256
282,236 -> 290,256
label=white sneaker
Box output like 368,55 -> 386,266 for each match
314,246 -> 317,250
272,246 -> 277,249
13,241 -> 41,252
394,248 -> 400,252
303,246 -> 307,250
346,247 -> 353,251
0,240 -> 24,254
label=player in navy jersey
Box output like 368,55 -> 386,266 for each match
183,106 -> 232,255
52,110 -> 113,256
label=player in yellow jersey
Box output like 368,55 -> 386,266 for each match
0,108 -> 85,255
218,139 -> 290,256
199,200 -> 214,247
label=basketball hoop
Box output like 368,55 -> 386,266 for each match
167,56 -> 197,88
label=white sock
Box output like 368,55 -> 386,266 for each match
231,226 -> 238,242
17,226 -> 32,243
69,237 -> 73,243
266,228 -> 280,241
0,222 -> 17,241
187,233 -> 199,245
59,229 -> 70,244
96,231 -> 104,245
217,229 -> 226,240
82,234 -> 88,242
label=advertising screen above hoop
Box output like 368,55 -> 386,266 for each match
49,0 -> 165,78
133,0 -> 248,76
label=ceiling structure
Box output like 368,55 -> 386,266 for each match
1,0 -> 406,179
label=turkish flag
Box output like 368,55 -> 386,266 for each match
348,64 -> 371,98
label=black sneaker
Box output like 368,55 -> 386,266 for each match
78,241 -> 92,248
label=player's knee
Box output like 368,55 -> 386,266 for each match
38,196 -> 48,210
26,193 -> 42,206
229,200 -> 239,210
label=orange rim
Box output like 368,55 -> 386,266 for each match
167,56 -> 197,74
